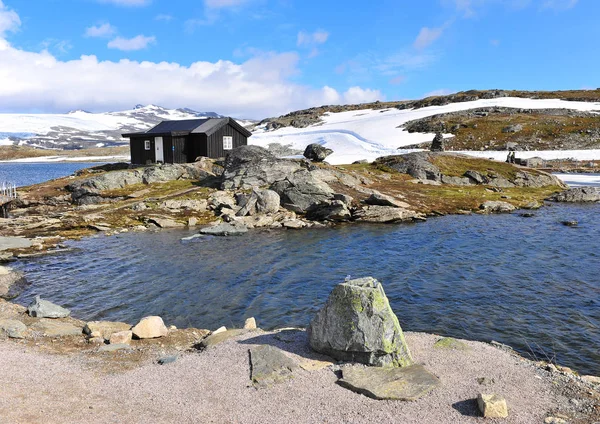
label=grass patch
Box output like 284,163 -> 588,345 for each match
431,155 -> 520,179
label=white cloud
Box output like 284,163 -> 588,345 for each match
155,14 -> 174,22
98,0 -> 151,6
205,0 -> 251,9
85,23 -> 117,38
107,35 -> 156,51
297,30 -> 329,47
0,40 -> 381,118
423,88 -> 454,97
414,26 -> 444,50
343,87 -> 383,104
0,1 -> 20,37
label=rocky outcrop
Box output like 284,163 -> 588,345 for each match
68,163 -> 212,205
306,200 -> 351,221
271,170 -> 335,213
236,189 -> 280,216
375,152 -> 441,181
547,187 -> 600,202
479,201 -> 516,214
0,266 -> 27,300
308,277 -> 413,367
303,144 -> 333,162
221,146 -> 302,190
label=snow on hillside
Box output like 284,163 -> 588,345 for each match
0,105 -> 225,149
251,97 -> 600,164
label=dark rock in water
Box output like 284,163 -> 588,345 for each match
249,345 -> 298,388
430,132 -> 445,152
303,143 -> 333,162
519,213 -> 535,218
309,277 -> 413,367
199,222 -> 248,236
479,201 -> 515,214
353,205 -> 422,223
561,220 -> 578,227
27,295 -> 71,318
548,187 -> 600,203
338,364 -> 441,401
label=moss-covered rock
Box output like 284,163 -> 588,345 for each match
308,277 -> 413,367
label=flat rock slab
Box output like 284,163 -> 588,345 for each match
338,364 -> 441,401
99,343 -> 133,352
27,296 -> 70,318
30,319 -> 82,337
0,319 -> 27,339
0,237 -> 33,251
199,329 -> 249,349
249,345 -> 298,388
84,321 -> 131,339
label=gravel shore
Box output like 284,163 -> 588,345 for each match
2,330 -> 597,424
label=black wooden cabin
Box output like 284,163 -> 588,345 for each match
122,117 -> 251,164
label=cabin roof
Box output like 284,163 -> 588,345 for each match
122,117 -> 252,138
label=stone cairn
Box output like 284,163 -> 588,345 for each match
430,132 -> 445,152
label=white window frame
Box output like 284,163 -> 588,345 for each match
144,140 -> 151,150
223,136 -> 233,150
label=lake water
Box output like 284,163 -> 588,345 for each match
12,202 -> 600,375
0,162 -> 106,187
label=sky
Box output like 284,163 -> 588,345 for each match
0,0 -> 597,118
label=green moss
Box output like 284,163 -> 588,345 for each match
433,337 -> 470,351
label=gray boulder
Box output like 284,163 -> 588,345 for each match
502,124 -> 523,133
306,200 -> 351,221
0,266 -> 28,300
199,222 -> 248,236
308,277 -> 413,367
255,189 -> 280,214
374,153 -> 441,182
271,170 -> 335,213
304,144 -> 333,162
365,192 -> 408,208
27,295 -> 71,318
0,319 -> 27,339
479,201 -> 515,213
353,205 -> 421,223
221,146 -> 302,190
548,187 -> 600,202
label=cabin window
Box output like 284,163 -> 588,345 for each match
144,140 -> 151,150
223,136 -> 233,150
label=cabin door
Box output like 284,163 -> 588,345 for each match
155,137 -> 164,163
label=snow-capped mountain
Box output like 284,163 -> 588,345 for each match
0,105 -> 229,150
251,97 -> 600,164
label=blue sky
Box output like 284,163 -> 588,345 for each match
0,0 -> 596,118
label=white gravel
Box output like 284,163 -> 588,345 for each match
0,331 -> 562,424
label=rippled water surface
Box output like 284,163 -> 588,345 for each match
13,202 -> 600,375
0,162 -> 105,187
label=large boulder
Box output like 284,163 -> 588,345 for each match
221,146 -> 302,190
548,187 -> 600,202
236,189 -> 280,216
306,200 -> 351,221
304,144 -> 333,162
131,316 -> 168,339
374,153 -> 441,182
308,277 -> 413,367
27,296 -> 70,319
271,170 -> 335,213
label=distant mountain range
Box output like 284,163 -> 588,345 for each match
0,105 -> 254,150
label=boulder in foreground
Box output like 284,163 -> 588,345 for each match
338,364 -> 440,400
308,277 -> 413,367
131,316 -> 168,339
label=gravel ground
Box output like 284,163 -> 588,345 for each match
1,329 -> 588,424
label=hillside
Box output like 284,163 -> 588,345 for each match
252,93 -> 600,165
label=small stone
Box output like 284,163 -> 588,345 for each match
169,325 -> 177,330
519,213 -> 535,218
89,337 -> 105,345
27,295 -> 70,318
244,317 -> 257,330
477,393 -> 508,418
90,330 -> 102,338
188,217 -> 198,227
109,330 -> 133,345
0,319 -> 27,339
477,377 -> 495,386
131,316 -> 168,339
433,337 -> 470,351
544,417 -> 567,424
199,329 -> 248,349
157,355 -> 178,365
213,326 -> 227,335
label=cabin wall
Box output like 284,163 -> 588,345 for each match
130,137 -> 156,164
206,124 -> 247,158
185,134 -> 208,162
